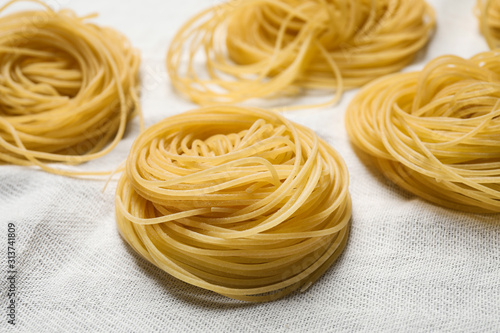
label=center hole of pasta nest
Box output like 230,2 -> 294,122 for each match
166,120 -> 294,165
18,48 -> 82,98
0,49 -> 79,115
173,121 -> 278,157
158,119 -> 291,195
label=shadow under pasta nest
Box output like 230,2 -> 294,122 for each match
347,142 -> 500,225
121,239 -> 251,308
119,223 -> 353,308
348,142 -> 415,201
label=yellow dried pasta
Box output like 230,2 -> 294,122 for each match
477,0 -> 500,49
116,106 -> 351,301
0,0 -> 141,175
346,51 -> 500,213
167,0 -> 435,109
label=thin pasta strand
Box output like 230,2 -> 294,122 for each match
0,0 -> 142,176
167,0 -> 435,109
345,50 -> 500,213
115,106 -> 351,301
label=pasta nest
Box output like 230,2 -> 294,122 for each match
167,0 -> 435,107
0,0 -> 140,175
477,0 -> 500,49
115,106 -> 351,301
346,51 -> 500,213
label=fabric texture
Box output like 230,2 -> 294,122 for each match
1,0 -> 499,331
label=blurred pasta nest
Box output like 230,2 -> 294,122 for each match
477,0 -> 500,49
115,106 -> 351,301
0,0 -> 140,174
346,50 -> 500,213
167,0 -> 436,106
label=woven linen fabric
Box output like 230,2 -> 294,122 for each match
1,0 -> 499,331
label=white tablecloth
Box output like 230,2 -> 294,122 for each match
1,0 -> 499,331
